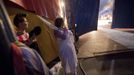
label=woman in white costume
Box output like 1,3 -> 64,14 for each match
54,18 -> 78,75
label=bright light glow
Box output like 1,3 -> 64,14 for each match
98,19 -> 112,29
59,0 -> 65,17
58,0 -> 68,28
64,17 -> 68,29
60,11 -> 64,18
61,1 -> 65,8
98,0 -> 114,29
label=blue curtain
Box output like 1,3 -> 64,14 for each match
69,0 -> 100,36
112,0 -> 134,28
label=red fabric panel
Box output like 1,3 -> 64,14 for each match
39,0 -> 60,20
52,0 -> 61,19
9,0 -> 26,8
9,0 -> 60,20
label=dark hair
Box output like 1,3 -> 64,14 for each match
29,26 -> 41,38
13,13 -> 27,28
54,18 -> 64,28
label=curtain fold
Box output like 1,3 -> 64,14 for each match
8,0 -> 60,20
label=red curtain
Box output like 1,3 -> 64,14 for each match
8,0 -> 60,20
42,0 -> 60,20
